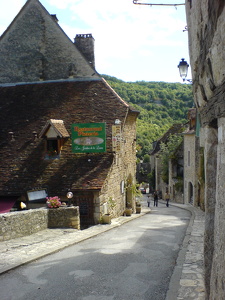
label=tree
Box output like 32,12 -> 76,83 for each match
159,134 -> 183,183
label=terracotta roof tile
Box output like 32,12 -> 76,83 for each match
0,79 -> 136,196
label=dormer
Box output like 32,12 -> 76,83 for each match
40,119 -> 70,159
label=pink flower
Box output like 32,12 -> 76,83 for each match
46,196 -> 61,208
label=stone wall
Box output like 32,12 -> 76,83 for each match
48,206 -> 80,229
0,207 -> 80,241
185,1 -> 225,299
183,133 -> 197,205
98,113 -> 138,218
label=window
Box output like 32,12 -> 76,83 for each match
40,119 -> 70,159
188,150 -> 191,167
47,139 -> 59,156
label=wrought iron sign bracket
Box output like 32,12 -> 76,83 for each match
133,1 -> 185,6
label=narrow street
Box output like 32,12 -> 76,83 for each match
0,197 -> 191,300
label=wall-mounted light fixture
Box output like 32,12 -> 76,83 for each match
178,58 -> 192,83
115,119 -> 121,125
67,191 -> 73,206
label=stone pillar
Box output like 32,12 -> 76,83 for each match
203,126 -> 217,300
209,118 -> 225,300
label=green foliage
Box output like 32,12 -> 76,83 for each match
147,169 -> 155,190
102,75 -> 193,158
159,134 -> 183,183
174,177 -> 183,192
143,154 -> 150,163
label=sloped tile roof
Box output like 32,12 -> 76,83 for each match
40,119 -> 70,138
0,79 -> 137,196
150,123 -> 186,155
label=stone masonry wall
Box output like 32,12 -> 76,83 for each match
183,134 -> 196,204
185,1 -> 225,299
98,113 -> 138,219
0,207 -> 80,241
0,0 -> 98,83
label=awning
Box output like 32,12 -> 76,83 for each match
0,198 -> 17,213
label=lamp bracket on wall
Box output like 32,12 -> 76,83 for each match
133,0 -> 185,6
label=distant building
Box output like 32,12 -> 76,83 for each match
150,123 -> 185,198
183,108 -> 204,208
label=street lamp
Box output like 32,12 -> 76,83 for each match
67,191 -> 73,206
178,58 -> 192,83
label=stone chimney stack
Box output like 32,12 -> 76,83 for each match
51,14 -> 59,23
74,34 -> 95,69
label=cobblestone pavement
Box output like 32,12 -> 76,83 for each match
0,201 -> 205,300
176,206 -> 205,300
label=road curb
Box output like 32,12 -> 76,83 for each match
164,202 -> 202,300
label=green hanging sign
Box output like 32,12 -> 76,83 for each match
71,123 -> 106,153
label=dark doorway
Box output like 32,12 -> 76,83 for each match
188,182 -> 193,204
73,192 -> 94,229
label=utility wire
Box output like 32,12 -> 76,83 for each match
133,1 -> 185,6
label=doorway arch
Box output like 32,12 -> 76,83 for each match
188,182 -> 193,204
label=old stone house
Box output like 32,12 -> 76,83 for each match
168,141 -> 184,203
0,0 -> 139,227
150,123 -> 185,198
182,108 -> 204,207
185,0 -> 225,298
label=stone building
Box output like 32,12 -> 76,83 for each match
183,108 -> 202,206
150,123 -> 185,198
168,141 -> 184,203
185,0 -> 225,298
0,0 -> 139,227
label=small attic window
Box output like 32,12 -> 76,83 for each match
40,119 -> 70,159
47,139 -> 58,156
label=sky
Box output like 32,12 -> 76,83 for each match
0,0 -> 191,83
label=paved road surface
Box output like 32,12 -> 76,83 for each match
0,204 -> 190,300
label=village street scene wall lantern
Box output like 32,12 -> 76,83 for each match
67,191 -> 73,206
114,119 -> 121,125
178,58 -> 192,83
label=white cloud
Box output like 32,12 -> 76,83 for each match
0,0 -> 25,34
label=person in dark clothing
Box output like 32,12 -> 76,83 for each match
153,191 -> 158,207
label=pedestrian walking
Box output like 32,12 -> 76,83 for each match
147,195 -> 151,207
153,191 -> 158,207
165,191 -> 170,207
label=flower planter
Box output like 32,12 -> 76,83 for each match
102,214 -> 112,224
136,206 -> 141,214
125,208 -> 132,216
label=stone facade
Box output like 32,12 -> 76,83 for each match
0,0 -> 98,83
98,113 -> 138,218
183,133 -> 197,204
0,207 -> 80,241
183,109 -> 202,207
168,142 -> 184,203
185,1 -> 225,298
150,123 -> 185,199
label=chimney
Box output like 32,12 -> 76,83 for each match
51,14 -> 59,23
74,34 -> 95,68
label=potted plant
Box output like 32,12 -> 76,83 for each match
125,201 -> 133,216
46,196 -> 61,208
102,197 -> 116,224
136,200 -> 141,214
102,214 -> 112,224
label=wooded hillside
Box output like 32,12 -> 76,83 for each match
102,75 -> 193,159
